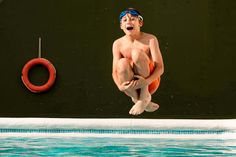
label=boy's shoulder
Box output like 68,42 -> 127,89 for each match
143,32 -> 158,40
113,36 -> 125,46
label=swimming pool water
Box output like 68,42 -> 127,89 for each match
0,137 -> 236,156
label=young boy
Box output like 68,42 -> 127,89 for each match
112,8 -> 164,115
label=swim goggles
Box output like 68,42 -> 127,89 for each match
119,9 -> 143,21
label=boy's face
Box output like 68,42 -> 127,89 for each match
120,13 -> 143,36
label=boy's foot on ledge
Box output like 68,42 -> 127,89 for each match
145,102 -> 159,112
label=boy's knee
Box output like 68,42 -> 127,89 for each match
131,51 -> 149,65
117,58 -> 131,72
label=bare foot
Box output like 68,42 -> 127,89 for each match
129,100 -> 148,115
131,98 -> 159,112
145,102 -> 159,112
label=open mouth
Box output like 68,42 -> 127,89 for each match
126,26 -> 134,30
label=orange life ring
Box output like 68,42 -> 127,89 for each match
21,58 -> 56,93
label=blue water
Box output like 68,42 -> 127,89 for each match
0,137 -> 236,156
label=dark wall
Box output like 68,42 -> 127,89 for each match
0,0 -> 236,118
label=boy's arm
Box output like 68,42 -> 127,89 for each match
146,36 -> 164,85
112,40 -> 122,90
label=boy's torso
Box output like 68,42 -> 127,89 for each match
118,33 -> 153,60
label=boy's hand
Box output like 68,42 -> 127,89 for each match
133,75 -> 148,89
119,80 -> 136,92
118,75 -> 148,92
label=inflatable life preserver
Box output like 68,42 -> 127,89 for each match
21,58 -> 56,93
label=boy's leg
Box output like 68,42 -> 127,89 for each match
116,56 -> 158,115
129,49 -> 158,115
116,58 -> 138,100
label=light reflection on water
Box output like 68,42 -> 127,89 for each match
0,137 -> 236,156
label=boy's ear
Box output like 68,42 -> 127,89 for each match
139,20 -> 143,27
